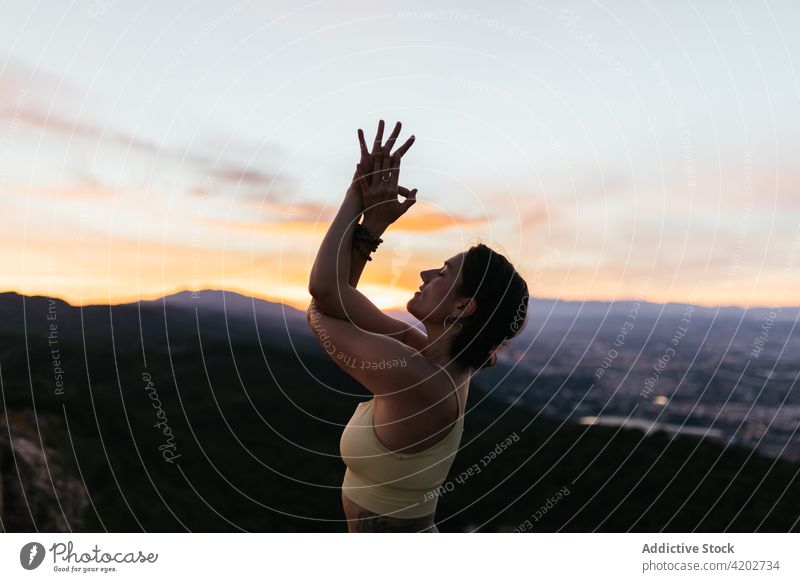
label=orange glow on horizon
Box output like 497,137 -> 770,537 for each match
1,193 -> 796,312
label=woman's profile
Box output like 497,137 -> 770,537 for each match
307,120 -> 530,532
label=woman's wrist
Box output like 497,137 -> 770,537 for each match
345,186 -> 362,208
345,185 -> 389,235
360,215 -> 389,237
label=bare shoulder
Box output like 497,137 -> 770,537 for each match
398,353 -> 467,409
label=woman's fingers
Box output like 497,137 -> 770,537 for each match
365,120 -> 413,156
388,154 -> 401,190
360,120 -> 414,187
393,134 -> 416,158
399,187 -> 417,213
384,121 -> 402,153
371,119 -> 385,154
355,163 -> 367,190
379,155 -> 393,187
370,151 -> 383,188
357,128 -> 373,181
357,128 -> 369,158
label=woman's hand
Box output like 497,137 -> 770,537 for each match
350,120 -> 417,231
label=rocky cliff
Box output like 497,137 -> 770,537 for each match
0,410 -> 88,532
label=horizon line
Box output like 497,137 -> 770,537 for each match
3,287 -> 798,313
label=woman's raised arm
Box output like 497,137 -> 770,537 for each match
307,121 -> 424,347
308,120 -> 415,303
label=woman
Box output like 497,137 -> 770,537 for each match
307,120 -> 529,532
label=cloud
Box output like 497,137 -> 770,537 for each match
0,60 -> 292,200
8,181 -> 116,201
193,164 -> 296,201
519,204 -> 550,230
13,107 -> 163,153
213,167 -> 277,187
389,204 -> 491,232
0,65 -> 162,156
198,198 -> 491,234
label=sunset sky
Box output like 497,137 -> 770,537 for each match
1,0 -> 798,311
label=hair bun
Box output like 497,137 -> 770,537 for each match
450,243 -> 529,372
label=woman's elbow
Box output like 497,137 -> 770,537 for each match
307,291 -> 350,321
308,278 -> 334,302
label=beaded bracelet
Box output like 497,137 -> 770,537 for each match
353,237 -> 374,261
354,223 -> 383,249
353,223 -> 383,261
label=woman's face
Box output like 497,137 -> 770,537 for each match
407,251 -> 466,323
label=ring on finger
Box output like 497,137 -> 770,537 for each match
381,173 -> 391,183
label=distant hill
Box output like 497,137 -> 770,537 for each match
0,289 -> 316,353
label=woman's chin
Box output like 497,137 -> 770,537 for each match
406,295 -> 419,316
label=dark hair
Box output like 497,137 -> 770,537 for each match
450,243 -> 530,372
